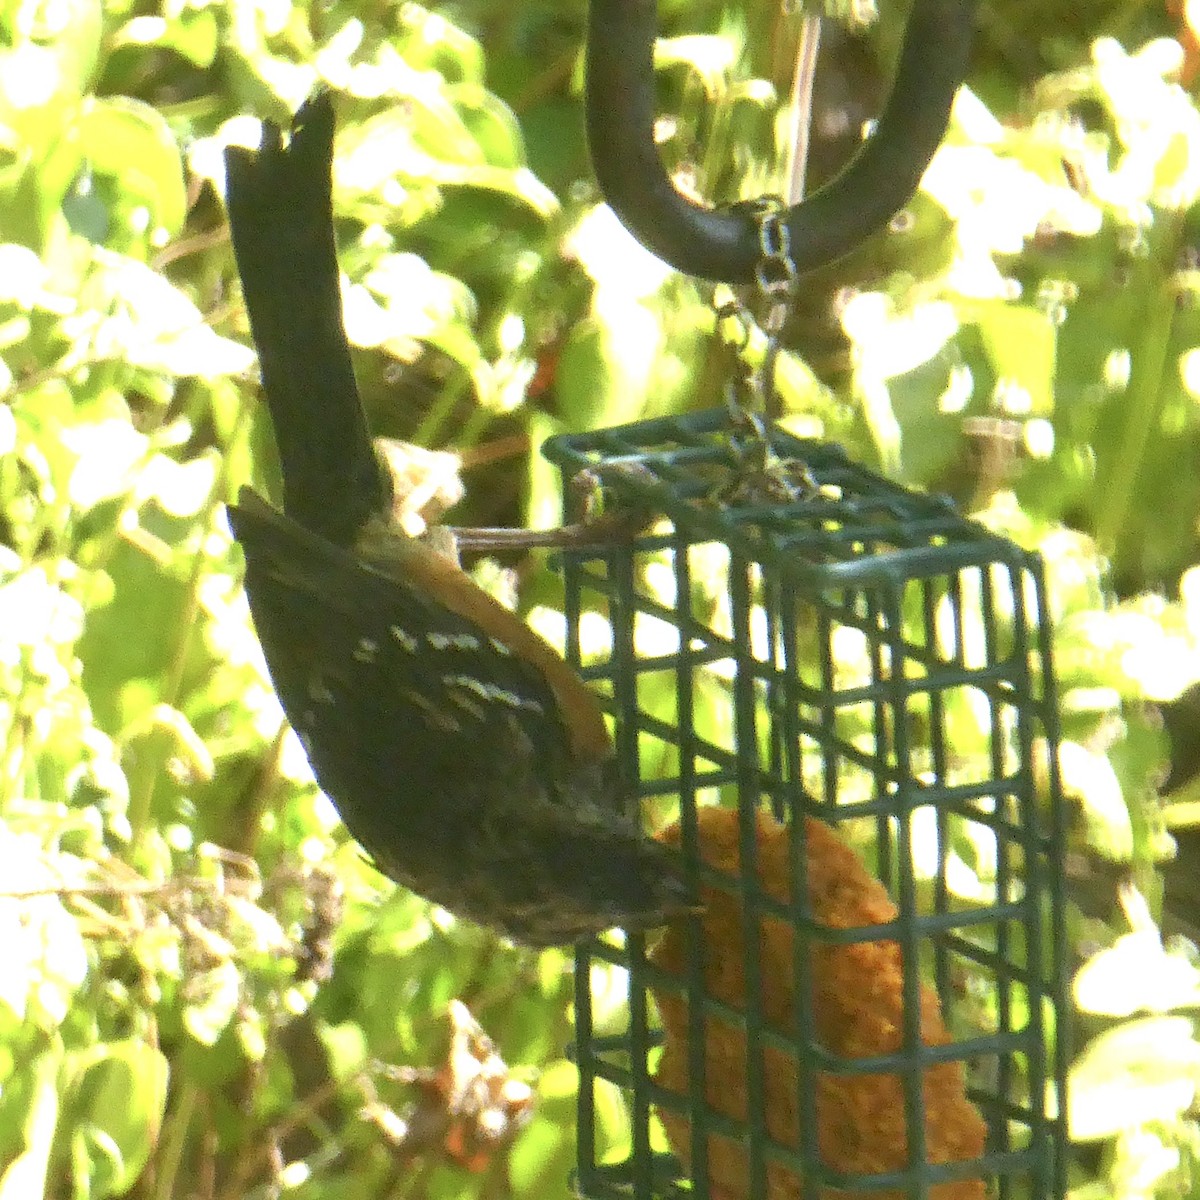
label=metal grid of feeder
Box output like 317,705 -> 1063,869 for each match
543,408 -> 1069,1200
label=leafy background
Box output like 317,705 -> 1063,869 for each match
4,0 -> 1200,1196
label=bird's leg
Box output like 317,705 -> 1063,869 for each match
448,463 -> 659,554
375,438 -> 657,557
447,510 -> 649,553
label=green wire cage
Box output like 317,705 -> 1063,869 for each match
544,409 -> 1069,1200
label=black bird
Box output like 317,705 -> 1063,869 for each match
223,92 -> 693,946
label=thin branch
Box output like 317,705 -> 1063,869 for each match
782,13 -> 822,205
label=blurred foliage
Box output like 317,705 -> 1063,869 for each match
4,0 -> 1200,1195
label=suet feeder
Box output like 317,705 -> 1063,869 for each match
220,0 -> 1071,1189
544,411 -> 1069,1200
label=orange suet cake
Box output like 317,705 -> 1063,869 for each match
649,807 -> 986,1200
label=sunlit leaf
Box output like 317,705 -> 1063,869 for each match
1057,740 -> 1133,860
1075,932 -> 1200,1017
975,302 -> 1056,417
0,827 -> 89,1025
62,1040 -> 169,1199
78,96 -> 187,244
60,249 -> 254,380
0,1049 -> 61,1200
184,960 -> 241,1047
1068,1017 -> 1200,1141
61,419 -> 148,510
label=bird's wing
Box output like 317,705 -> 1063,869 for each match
228,491 -> 581,770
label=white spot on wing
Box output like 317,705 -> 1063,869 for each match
428,631 -> 481,651
400,688 -> 461,732
442,672 -> 489,699
441,673 -> 546,715
390,625 -> 418,652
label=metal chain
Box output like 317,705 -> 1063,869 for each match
704,9 -> 812,505
750,198 -> 800,422
711,198 -> 800,424
707,201 -> 814,506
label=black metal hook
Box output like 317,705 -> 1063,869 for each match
585,0 -> 976,284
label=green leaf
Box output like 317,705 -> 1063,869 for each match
1056,740 -> 1133,860
61,419 -> 148,511
61,1040 -> 169,1200
655,35 -> 736,94
115,10 -> 219,69
77,97 -> 186,245
974,302 -> 1056,417
1068,1017 -> 1200,1141
0,1047 -> 61,1200
394,4 -> 484,84
65,248 -> 254,379
1075,932 -> 1200,1018
555,301 -> 662,431
448,85 -> 524,170
184,961 -> 241,1047
0,826 -> 90,1027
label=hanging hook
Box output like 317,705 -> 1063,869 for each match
585,0 -> 976,284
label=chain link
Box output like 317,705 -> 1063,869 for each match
749,198 -> 799,421
707,200 -> 814,505
704,6 -> 814,504
710,198 -> 800,418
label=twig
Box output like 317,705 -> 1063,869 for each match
782,13 -> 822,205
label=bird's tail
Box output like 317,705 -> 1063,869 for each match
225,91 -> 389,546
